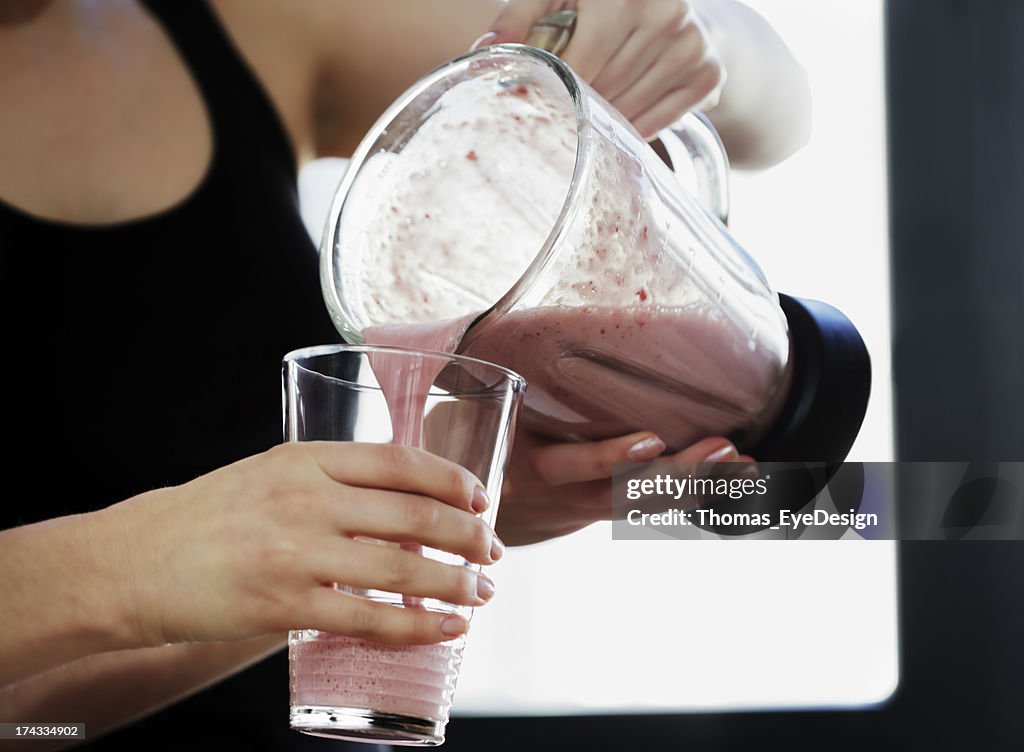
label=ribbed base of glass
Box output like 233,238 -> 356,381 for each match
290,705 -> 445,746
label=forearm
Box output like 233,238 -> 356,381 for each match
0,511 -> 141,687
0,635 -> 284,751
692,0 -> 812,169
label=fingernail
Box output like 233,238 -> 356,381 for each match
476,573 -> 495,602
471,485 -> 490,514
704,443 -> 738,462
469,30 -> 498,51
627,436 -> 666,461
440,615 -> 468,637
489,534 -> 506,562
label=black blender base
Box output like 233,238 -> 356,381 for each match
744,294 -> 872,465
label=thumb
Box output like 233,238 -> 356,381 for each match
488,0 -> 557,44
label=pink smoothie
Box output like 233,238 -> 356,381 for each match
460,305 -> 790,450
289,632 -> 463,723
358,303 -> 788,453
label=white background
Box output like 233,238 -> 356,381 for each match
298,0 -> 898,715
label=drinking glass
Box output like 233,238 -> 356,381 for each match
284,344 -> 524,746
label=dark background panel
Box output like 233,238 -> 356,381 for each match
888,0 -> 1024,461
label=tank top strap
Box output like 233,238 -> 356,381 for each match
139,0 -> 297,175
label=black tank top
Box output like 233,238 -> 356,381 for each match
0,2 -> 364,749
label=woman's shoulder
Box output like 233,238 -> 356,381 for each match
207,0 -> 329,161
206,0 -> 501,159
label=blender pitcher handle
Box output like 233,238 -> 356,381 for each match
656,111 -> 731,225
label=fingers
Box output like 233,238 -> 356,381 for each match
306,587 -> 470,645
488,0 -> 560,45
495,431 -> 751,545
301,442 -> 487,514
589,0 -> 687,101
488,0 -> 723,143
590,28 -> 667,104
613,22 -> 720,122
629,66 -> 723,138
670,436 -> 740,463
333,488 -> 501,565
529,433 -> 747,487
529,431 -> 667,486
668,438 -> 757,480
314,539 -> 495,608
561,1 -> 634,83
